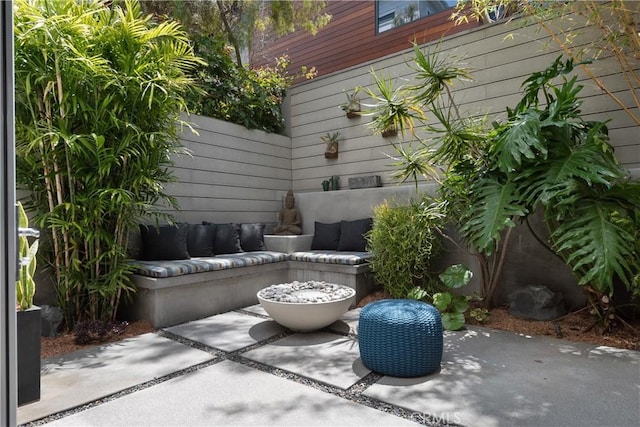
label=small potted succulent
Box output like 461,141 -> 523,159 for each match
16,201 -> 41,406
340,89 -> 361,118
321,131 -> 343,159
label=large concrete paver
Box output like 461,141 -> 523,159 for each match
243,303 -> 361,335
243,331 -> 370,389
165,311 -> 286,352
364,327 -> 640,427
18,333 -> 215,425
45,360 -> 417,426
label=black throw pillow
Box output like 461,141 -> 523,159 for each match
310,221 -> 342,250
240,223 -> 266,251
204,222 -> 243,255
187,223 -> 216,257
337,218 -> 373,252
139,223 -> 190,260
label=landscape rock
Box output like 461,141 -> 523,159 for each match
508,285 -> 567,321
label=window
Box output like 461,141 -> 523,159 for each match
376,0 -> 457,34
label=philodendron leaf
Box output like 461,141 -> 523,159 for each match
442,312 -> 465,331
439,264 -> 473,289
462,176 -> 527,255
493,109 -> 547,173
432,292 -> 451,311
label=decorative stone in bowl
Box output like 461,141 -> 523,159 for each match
257,281 -> 356,332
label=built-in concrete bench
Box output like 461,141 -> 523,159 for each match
128,184 -> 441,328
129,252 -> 289,328
129,249 -> 376,328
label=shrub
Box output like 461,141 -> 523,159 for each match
367,196 -> 446,299
185,37 -> 291,134
73,320 -> 129,345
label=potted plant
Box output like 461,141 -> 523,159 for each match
380,124 -> 397,138
321,131 -> 342,159
16,201 -> 41,406
340,89 -> 361,118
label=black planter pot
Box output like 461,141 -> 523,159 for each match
17,305 -> 41,406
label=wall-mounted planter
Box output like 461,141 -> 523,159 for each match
381,126 -> 397,138
321,131 -> 342,159
345,109 -> 360,119
340,90 -> 361,119
324,142 -> 339,159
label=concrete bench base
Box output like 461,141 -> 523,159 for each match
127,257 -> 378,328
129,262 -> 289,328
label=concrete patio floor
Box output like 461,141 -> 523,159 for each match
18,305 -> 640,426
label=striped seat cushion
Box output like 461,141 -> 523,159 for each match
132,251 -> 288,278
288,250 -> 372,265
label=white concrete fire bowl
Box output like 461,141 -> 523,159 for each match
257,281 -> 356,332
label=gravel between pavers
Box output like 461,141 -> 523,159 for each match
22,310 -> 456,427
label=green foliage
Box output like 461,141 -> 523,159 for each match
141,1 -> 330,68
14,0 -> 201,328
432,264 -> 473,331
16,202 -> 39,311
340,89 -> 361,114
469,307 -> 490,323
453,0 -> 640,127
368,196 -> 446,299
363,42 -> 639,311
360,69 -> 425,138
141,0 -> 328,133
321,131 -> 342,145
185,36 -> 291,133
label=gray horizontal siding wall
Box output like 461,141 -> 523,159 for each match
288,17 -> 639,192
164,16 -> 637,220
165,115 -> 292,225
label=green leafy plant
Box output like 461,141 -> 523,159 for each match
14,0 -> 202,329
16,202 -> 39,311
367,196 -> 446,299
141,0 -> 331,69
362,41 -> 639,327
340,89 -> 361,118
432,264 -> 473,331
141,1 -> 327,133
73,320 -> 129,345
453,0 -> 640,126
469,307 -> 490,323
186,38 -> 294,133
321,131 -> 342,159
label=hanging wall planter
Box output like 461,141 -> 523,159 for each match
381,125 -> 397,138
322,131 -> 342,159
340,89 -> 361,118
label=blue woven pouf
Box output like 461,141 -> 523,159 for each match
358,299 -> 443,377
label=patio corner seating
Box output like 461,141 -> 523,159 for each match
127,225 -> 377,328
358,299 -> 443,377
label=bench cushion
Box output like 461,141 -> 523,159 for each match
289,250 -> 372,265
132,251 -> 288,278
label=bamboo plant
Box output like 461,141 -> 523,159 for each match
14,0 -> 203,328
